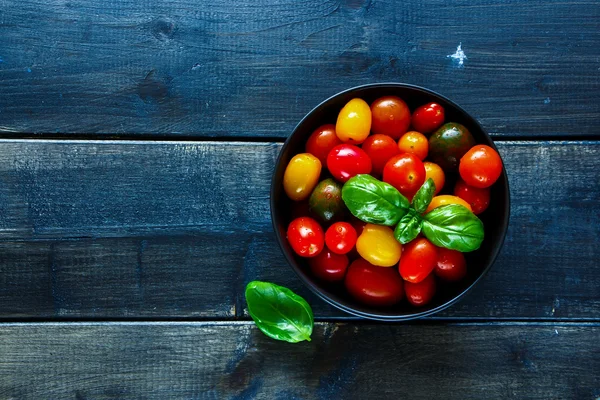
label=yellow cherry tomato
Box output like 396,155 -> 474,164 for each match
336,98 -> 372,144
425,195 -> 472,214
397,131 -> 429,160
356,224 -> 402,267
283,153 -> 322,201
423,162 -> 445,195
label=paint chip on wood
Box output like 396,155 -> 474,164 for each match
448,43 -> 467,67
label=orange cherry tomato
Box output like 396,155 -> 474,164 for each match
398,238 -> 438,283
335,98 -> 372,144
283,153 -> 322,201
397,131 -> 429,161
370,96 -> 411,139
425,195 -> 473,214
382,153 -> 426,200
459,145 -> 503,188
305,124 -> 342,165
361,134 -> 400,176
423,162 -> 445,195
454,179 -> 490,215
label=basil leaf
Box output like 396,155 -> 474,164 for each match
422,204 -> 484,252
412,178 -> 436,214
394,209 -> 422,244
342,174 -> 410,226
245,281 -> 313,343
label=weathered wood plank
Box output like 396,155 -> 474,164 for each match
0,0 -> 598,137
0,322 -> 597,399
0,140 -> 598,319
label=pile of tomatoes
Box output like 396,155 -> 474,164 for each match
283,95 -> 503,308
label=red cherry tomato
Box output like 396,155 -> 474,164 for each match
405,273 -> 436,306
287,217 -> 324,258
327,144 -> 372,183
361,134 -> 400,176
345,259 -> 404,306
305,124 -> 342,165
459,145 -> 503,188
325,222 -> 357,255
382,153 -> 426,199
309,250 -> 349,282
411,102 -> 445,133
454,179 -> 491,215
370,96 -> 411,140
435,248 -> 467,282
399,238 -> 438,283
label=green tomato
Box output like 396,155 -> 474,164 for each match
428,123 -> 475,171
308,178 -> 345,223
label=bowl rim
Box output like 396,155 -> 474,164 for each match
270,82 -> 511,321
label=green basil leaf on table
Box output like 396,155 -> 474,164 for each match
422,204 -> 485,252
342,174 -> 410,226
394,209 -> 422,244
411,178 -> 436,214
245,281 -> 313,343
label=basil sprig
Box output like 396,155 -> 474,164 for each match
394,209 -> 422,244
422,204 -> 484,252
342,176 -> 485,252
245,281 -> 313,343
411,178 -> 436,214
341,174 -> 410,226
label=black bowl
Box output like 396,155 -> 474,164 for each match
271,83 -> 510,321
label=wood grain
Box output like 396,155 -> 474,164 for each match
0,0 -> 598,137
0,322 -> 597,399
0,140 -> 597,320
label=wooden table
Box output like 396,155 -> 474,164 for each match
1,0 -> 599,398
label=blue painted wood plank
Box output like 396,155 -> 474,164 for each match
0,322 -> 597,398
0,140 -> 597,319
0,0 -> 598,137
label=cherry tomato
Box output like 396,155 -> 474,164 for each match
405,273 -> 436,306
356,224 -> 402,267
287,217 -> 324,258
309,250 -> 349,282
325,222 -> 357,255
361,134 -> 400,176
425,195 -> 473,214
283,153 -> 322,201
370,96 -> 411,139
336,98 -> 372,144
398,238 -> 438,283
305,124 -> 342,165
382,153 -> 426,199
345,259 -> 404,306
454,179 -> 490,215
424,162 -> 445,195
397,131 -> 429,161
435,248 -> 467,282
411,102 -> 445,133
327,144 -> 372,183
459,145 -> 503,188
